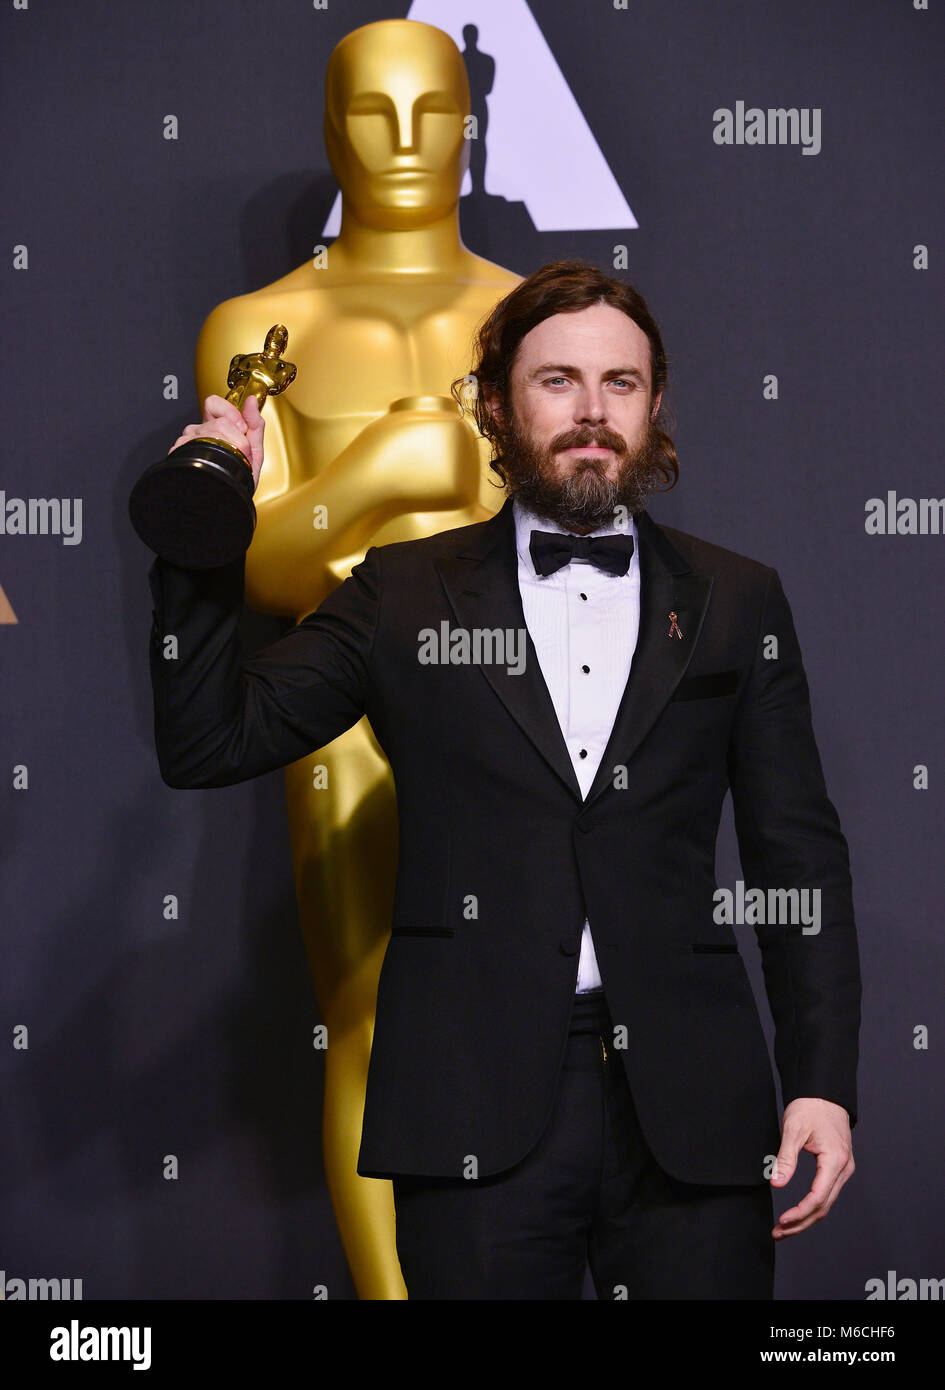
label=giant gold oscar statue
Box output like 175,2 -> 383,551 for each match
192,19 -> 520,1298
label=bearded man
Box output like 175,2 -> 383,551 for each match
147,259 -> 860,1300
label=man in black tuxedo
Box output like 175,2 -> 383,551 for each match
147,259 -> 860,1299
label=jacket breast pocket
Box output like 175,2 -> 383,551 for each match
671,669 -> 740,701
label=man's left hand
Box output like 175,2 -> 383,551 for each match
770,1098 -> 855,1239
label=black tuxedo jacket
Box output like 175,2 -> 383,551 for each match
147,496 -> 861,1185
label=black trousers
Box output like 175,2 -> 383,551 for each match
392,989 -> 775,1299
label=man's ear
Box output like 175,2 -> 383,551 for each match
650,389 -> 663,421
481,384 -> 505,429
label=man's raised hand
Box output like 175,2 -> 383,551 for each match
169,393 -> 266,488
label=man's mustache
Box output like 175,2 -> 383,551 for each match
553,429 -> 627,453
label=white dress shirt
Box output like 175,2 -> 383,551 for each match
512,496 -> 642,992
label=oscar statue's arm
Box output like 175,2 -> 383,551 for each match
242,400 -> 482,615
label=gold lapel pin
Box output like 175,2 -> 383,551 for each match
668,610 -> 683,639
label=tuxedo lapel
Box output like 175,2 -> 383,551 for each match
434,498 -> 714,808
583,511 -> 714,809
435,498 -> 583,801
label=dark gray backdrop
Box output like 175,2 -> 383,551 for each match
1,0 -> 942,1300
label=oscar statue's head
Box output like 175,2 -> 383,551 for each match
264,325 -> 288,357
324,20 -> 471,229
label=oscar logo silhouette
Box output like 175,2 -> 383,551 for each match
129,325 -> 297,568
192,17 -> 521,1299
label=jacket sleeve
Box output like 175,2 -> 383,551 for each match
726,567 -> 862,1128
147,546 -> 381,789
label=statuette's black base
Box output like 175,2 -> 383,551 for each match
129,438 -> 256,569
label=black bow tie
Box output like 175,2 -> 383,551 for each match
529,529 -> 635,577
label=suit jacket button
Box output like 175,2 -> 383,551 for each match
559,934 -> 581,955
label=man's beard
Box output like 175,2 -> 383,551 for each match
498,412 -> 668,531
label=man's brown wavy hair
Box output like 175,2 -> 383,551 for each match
451,258 -> 678,491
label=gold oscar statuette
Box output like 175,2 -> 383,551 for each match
129,324 -> 298,568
